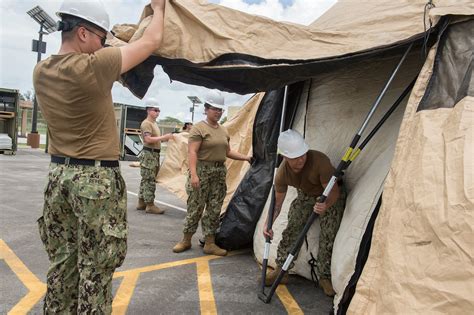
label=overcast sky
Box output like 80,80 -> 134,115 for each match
0,0 -> 335,122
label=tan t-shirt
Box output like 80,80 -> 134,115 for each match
33,47 -> 122,160
275,150 -> 334,196
141,119 -> 161,150
189,121 -> 229,162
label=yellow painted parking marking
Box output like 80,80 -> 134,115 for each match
196,261 -> 217,314
2,240 -> 302,315
113,249 -> 247,277
0,239 -> 46,315
112,250 -> 248,315
111,272 -> 140,315
259,265 -> 303,313
276,285 -> 304,314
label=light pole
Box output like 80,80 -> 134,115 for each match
187,96 -> 202,123
26,6 -> 56,149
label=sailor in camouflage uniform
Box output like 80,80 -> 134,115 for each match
137,98 -> 174,214
263,129 -> 346,297
172,90 -> 253,256
33,0 -> 167,312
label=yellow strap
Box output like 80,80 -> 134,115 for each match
349,148 -> 361,161
342,147 -> 353,162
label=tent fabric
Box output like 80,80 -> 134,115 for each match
156,93 -> 261,211
110,0 -> 474,97
253,45 -> 425,295
347,24 -> 474,315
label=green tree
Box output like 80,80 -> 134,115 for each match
159,116 -> 183,125
220,116 -> 228,124
22,90 -> 34,101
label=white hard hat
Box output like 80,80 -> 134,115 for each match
204,90 -> 225,109
57,0 -> 111,35
278,129 -> 309,159
145,97 -> 160,109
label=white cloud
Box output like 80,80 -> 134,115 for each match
0,0 -> 335,124
217,0 -> 334,25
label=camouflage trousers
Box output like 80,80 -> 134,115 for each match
276,187 -> 346,279
138,150 -> 160,203
183,163 -> 227,236
38,163 -> 128,314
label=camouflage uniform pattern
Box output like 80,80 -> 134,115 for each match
276,187 -> 346,279
138,150 -> 160,203
183,164 -> 227,236
37,163 -> 127,314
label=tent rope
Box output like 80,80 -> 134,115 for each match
423,0 -> 436,57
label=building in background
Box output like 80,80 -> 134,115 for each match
0,88 -> 19,154
114,103 -> 146,161
114,103 -> 183,161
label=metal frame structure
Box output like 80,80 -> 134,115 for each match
26,6 -> 56,145
187,96 -> 202,123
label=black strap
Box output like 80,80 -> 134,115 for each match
307,252 -> 319,287
51,155 -> 119,168
303,79 -> 313,138
142,146 -> 161,153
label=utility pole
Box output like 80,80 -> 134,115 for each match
187,96 -> 202,123
27,6 -> 56,149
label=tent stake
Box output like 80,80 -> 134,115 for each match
259,42 -> 414,304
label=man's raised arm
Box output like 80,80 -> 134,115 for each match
120,0 -> 166,74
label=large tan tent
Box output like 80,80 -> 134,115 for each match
112,1 -> 473,313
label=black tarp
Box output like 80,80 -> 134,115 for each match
216,83 -> 304,250
417,19 -> 474,111
215,89 -> 283,250
120,36 -> 429,99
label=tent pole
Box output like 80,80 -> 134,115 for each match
259,85 -> 289,295
346,76 -> 417,167
357,42 -> 414,135
259,43 -> 415,304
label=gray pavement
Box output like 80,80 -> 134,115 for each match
0,148 -> 333,314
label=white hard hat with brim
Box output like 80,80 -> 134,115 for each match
278,129 -> 309,158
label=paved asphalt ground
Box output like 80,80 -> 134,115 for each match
0,148 -> 333,314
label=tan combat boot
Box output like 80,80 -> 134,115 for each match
319,278 -> 336,297
203,235 -> 227,256
264,266 -> 289,286
173,233 -> 193,253
136,198 -> 146,210
145,202 -> 165,214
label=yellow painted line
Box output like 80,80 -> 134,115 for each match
196,261 -> 217,315
0,239 -> 46,315
276,285 -> 304,315
112,272 -> 140,315
113,249 -> 248,277
258,265 -> 303,313
110,250 -> 247,313
0,238 -> 247,315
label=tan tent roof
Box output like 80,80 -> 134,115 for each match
112,0 -> 473,97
